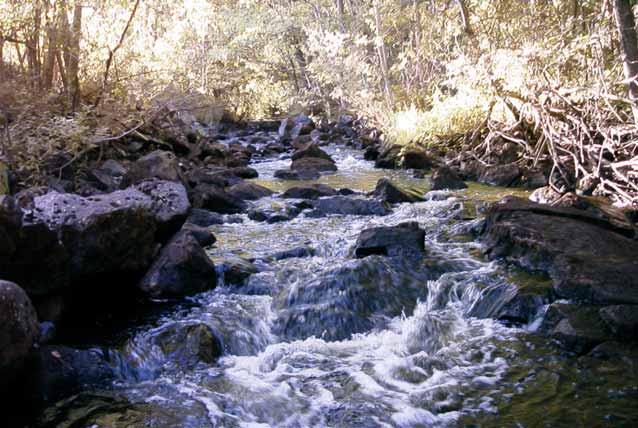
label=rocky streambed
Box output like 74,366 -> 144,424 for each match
1,116 -> 637,427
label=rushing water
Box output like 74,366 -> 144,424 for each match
39,146 -> 638,427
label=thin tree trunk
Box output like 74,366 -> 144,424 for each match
455,0 -> 473,36
67,2 -> 82,110
373,0 -> 392,105
613,0 -> 638,123
94,0 -> 141,108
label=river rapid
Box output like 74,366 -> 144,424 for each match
40,146 -> 638,427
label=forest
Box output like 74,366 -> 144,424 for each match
0,1 -> 637,427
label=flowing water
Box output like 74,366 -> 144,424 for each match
39,146 -> 638,427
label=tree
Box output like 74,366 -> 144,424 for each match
613,0 -> 638,122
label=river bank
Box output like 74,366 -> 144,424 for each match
1,114 -> 637,427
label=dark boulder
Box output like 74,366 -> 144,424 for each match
186,209 -> 225,227
364,145 -> 380,161
181,223 -> 216,247
138,231 -> 216,298
229,166 -> 259,179
281,184 -> 338,200
0,281 -> 39,388
481,197 -> 638,306
274,169 -> 321,180
429,166 -> 467,190
478,164 -> 521,187
191,183 -> 247,214
291,143 -> 334,162
291,157 -> 338,173
375,145 -> 402,169
121,150 -> 185,187
226,181 -> 273,201
539,303 -> 611,353
402,149 -> 433,170
372,178 -> 424,203
34,346 -> 114,403
308,196 -> 390,217
353,222 -> 425,258
599,305 -> 638,338
248,204 -> 301,223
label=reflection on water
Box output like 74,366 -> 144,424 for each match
38,145 -> 638,427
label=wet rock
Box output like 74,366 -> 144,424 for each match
372,178 -> 424,203
248,205 -> 300,223
190,183 -> 247,214
274,169 -> 321,180
139,231 -> 216,298
291,157 -> 338,172
375,145 -> 401,169
280,184 -> 338,200
429,166 -> 467,190
539,303 -> 610,353
402,149 -> 433,170
147,322 -> 222,367
353,222 -> 425,258
478,164 -> 521,187
229,166 -> 259,179
121,150 -> 184,187
226,181 -> 273,201
364,145 -> 380,161
220,256 -> 258,285
181,223 -> 216,247
186,208 -> 225,227
481,197 -> 638,306
271,246 -> 316,260
35,346 -> 114,403
308,196 -> 390,217
291,143 -> 333,162
0,280 -> 39,388
599,305 -> 638,338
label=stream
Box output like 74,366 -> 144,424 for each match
39,145 -> 638,427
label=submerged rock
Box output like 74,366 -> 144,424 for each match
139,231 -> 216,298
307,196 -> 390,217
219,256 -> 259,285
146,321 -> 223,367
274,169 -> 321,180
353,222 -> 425,258
280,184 -> 338,200
372,178 -> 424,203
429,166 -> 467,190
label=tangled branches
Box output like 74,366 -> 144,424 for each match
470,87 -> 638,207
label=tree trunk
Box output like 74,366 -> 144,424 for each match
455,0 -> 473,36
67,2 -> 82,110
613,0 -> 638,122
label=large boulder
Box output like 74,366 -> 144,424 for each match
121,150 -> 185,187
139,231 -> 217,298
539,303 -> 611,353
133,180 -> 191,242
372,178 -> 424,203
0,281 -> 39,388
353,222 -> 425,258
226,181 -> 273,201
139,231 -> 216,297
190,183 -> 247,214
599,305 -> 638,338
429,166 -> 467,190
308,196 -> 390,217
291,157 -> 338,173
280,184 -> 338,200
481,197 -> 638,306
